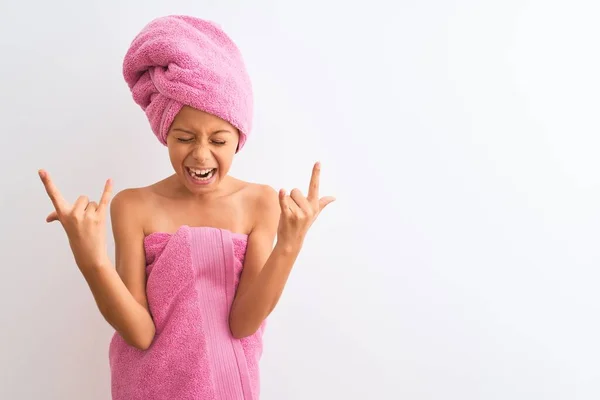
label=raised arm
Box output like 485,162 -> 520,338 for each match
39,170 -> 155,350
104,188 -> 156,349
229,162 -> 335,338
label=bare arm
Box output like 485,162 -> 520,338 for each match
39,170 -> 156,350
229,186 -> 292,339
228,163 -> 335,339
87,189 -> 155,349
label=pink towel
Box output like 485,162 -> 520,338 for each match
109,226 -> 266,400
122,15 -> 253,151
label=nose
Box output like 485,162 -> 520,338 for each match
192,143 -> 210,162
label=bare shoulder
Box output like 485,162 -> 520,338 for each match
110,185 -> 158,233
110,187 -> 148,220
234,180 -> 278,213
232,180 -> 279,233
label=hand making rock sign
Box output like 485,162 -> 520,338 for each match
276,162 -> 336,250
38,169 -> 113,271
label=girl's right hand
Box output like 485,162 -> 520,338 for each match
39,169 -> 113,271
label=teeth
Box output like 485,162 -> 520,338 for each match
189,168 -> 213,175
187,167 -> 215,181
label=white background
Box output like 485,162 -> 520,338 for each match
1,0 -> 599,399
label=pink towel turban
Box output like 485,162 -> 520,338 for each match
122,15 -> 253,151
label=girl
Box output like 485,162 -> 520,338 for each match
38,15 -> 334,400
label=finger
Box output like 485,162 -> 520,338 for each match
38,169 -> 68,213
286,195 -> 301,215
73,195 -> 90,216
96,178 -> 113,215
279,189 -> 291,215
46,211 -> 58,223
290,188 -> 311,213
318,196 -> 336,211
307,162 -> 321,202
279,189 -> 301,216
85,201 -> 98,216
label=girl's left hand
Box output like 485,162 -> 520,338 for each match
277,162 -> 335,250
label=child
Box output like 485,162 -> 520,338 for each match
38,15 -> 334,400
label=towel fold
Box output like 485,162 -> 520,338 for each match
122,15 -> 253,151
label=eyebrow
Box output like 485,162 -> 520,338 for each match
172,128 -> 196,135
172,128 -> 232,135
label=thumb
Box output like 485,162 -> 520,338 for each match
46,210 -> 59,223
96,178 -> 114,215
318,196 -> 336,212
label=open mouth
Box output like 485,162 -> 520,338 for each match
186,167 -> 217,182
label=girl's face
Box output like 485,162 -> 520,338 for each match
166,106 -> 240,194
